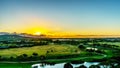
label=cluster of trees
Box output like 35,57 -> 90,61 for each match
78,45 -> 86,50
0,41 -> 49,49
64,61 -> 120,68
46,53 -> 80,59
0,53 -> 80,61
91,43 -> 119,48
53,40 -> 80,45
0,53 -> 46,61
78,44 -> 104,53
86,48 -> 104,53
84,38 -> 120,42
100,44 -> 119,48
63,63 -> 100,68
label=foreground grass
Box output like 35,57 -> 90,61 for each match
0,63 -> 32,68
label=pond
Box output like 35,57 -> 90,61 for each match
32,62 -> 100,68
0,61 -> 115,68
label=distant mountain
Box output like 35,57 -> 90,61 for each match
0,32 -> 10,35
0,33 -> 47,41
0,34 -> 25,41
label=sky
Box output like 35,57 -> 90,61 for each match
0,0 -> 120,35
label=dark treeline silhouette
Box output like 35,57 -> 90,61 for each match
53,40 -> 80,45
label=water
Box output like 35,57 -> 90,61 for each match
32,62 -> 100,68
0,62 -> 116,68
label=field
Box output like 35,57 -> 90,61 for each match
0,37 -> 120,68
100,42 -> 120,46
0,44 -> 80,58
0,41 -> 120,60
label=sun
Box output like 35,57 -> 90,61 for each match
34,32 -> 41,35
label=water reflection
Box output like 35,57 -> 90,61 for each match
32,62 -> 99,68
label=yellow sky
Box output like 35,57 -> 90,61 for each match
1,12 -> 120,36
1,0 -> 120,36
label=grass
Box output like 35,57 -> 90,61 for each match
0,44 -> 80,58
99,42 -> 120,46
0,63 -> 32,68
0,42 -> 118,68
0,44 -> 106,63
0,42 -> 118,62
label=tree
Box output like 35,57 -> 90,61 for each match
23,54 -> 28,57
0,56 -> 1,60
9,56 -> 14,61
78,65 -> 87,68
56,40 -> 61,44
17,54 -> 28,61
0,56 -> 4,61
115,64 -> 120,68
40,55 -> 46,60
99,61 -> 110,68
78,45 -> 85,50
64,63 -> 73,68
89,65 -> 100,68
32,52 -> 38,57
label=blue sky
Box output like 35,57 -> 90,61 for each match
0,0 -> 120,35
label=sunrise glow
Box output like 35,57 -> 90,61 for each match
1,0 -> 120,37
34,32 -> 41,35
